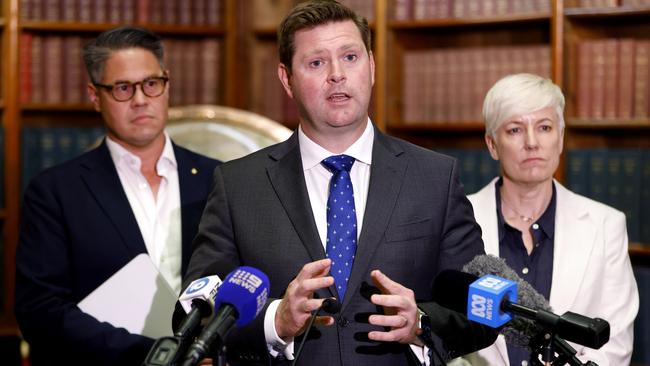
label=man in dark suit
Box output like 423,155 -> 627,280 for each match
180,1 -> 496,365
14,26 -> 219,365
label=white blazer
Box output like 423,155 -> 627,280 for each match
463,178 -> 638,366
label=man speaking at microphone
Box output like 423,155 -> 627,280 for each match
180,1 -> 496,365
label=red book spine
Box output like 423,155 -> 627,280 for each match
199,39 -> 219,104
63,36 -> 83,104
20,33 -> 33,104
618,39 -> 636,119
576,41 -> 592,119
633,40 -> 650,119
602,39 -> 619,119
92,0 -> 106,23
43,36 -> 64,104
31,35 -> 44,103
590,40 -> 606,119
62,0 -> 77,22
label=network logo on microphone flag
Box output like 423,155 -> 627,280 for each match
179,275 -> 222,313
187,278 -> 210,293
215,266 -> 269,327
468,274 -> 517,328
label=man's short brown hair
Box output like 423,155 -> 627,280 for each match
277,0 -> 372,74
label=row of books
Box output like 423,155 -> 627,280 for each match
394,0 -> 551,20
340,0 -> 376,21
576,39 -> 650,120
164,38 -> 221,106
16,132 -> 650,246
566,149 -> 650,244
21,126 -> 106,193
434,148 -> 500,196
20,34 -> 92,105
19,34 -> 222,106
402,45 -> 551,124
19,0 -> 222,25
435,147 -> 650,245
252,0 -> 374,30
574,0 -> 650,7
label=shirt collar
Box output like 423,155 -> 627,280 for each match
298,118 -> 374,170
106,132 -> 177,174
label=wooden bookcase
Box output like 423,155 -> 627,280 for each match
240,0 -> 650,258
561,1 -> 650,259
0,0 -> 649,341
0,0 -> 240,334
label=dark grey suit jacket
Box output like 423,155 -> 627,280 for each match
15,141 -> 219,366
182,127 -> 495,365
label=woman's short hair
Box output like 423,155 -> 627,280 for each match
482,73 -> 565,136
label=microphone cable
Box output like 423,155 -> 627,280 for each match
291,298 -> 341,366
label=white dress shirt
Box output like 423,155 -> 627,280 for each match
106,134 -> 183,295
263,120 -> 373,358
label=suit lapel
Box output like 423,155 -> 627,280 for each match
549,182 -> 595,314
79,143 -> 147,257
266,134 -> 327,266
344,131 -> 407,308
469,178 -> 501,256
175,145 -> 208,275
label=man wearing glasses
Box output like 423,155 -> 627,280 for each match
15,26 -> 219,365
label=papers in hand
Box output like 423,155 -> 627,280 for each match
78,253 -> 178,338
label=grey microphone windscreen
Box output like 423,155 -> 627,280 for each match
462,254 -> 553,348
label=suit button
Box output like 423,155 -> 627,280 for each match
337,316 -> 349,327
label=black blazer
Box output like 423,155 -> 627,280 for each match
15,141 -> 219,366
181,127 -> 497,366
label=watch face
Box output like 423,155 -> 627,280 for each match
417,309 -> 433,346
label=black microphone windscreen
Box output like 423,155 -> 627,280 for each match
432,270 -> 477,314
321,298 -> 341,314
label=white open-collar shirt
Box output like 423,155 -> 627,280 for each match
106,133 -> 182,294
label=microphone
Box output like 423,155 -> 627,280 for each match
433,267 -> 610,349
142,275 -> 222,366
182,266 -> 270,366
177,275 -> 223,340
462,255 -> 609,349
464,254 -> 553,347
291,298 -> 341,366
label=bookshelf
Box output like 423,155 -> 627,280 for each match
0,0 -> 240,335
241,0 -> 379,129
562,0 -> 650,253
0,0 -> 649,349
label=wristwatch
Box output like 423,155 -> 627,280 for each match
417,307 -> 433,347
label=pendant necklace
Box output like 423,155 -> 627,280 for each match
501,198 -> 537,223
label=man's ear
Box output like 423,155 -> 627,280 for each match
278,63 -> 294,99
87,83 -> 101,112
368,50 -> 375,86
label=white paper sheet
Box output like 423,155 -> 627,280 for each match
78,253 -> 177,338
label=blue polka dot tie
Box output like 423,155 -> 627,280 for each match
322,154 -> 357,301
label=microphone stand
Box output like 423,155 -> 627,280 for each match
530,331 -> 598,366
211,344 -> 227,366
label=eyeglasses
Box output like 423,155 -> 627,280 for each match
94,75 -> 169,102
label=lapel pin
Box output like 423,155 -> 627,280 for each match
191,168 -> 198,175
